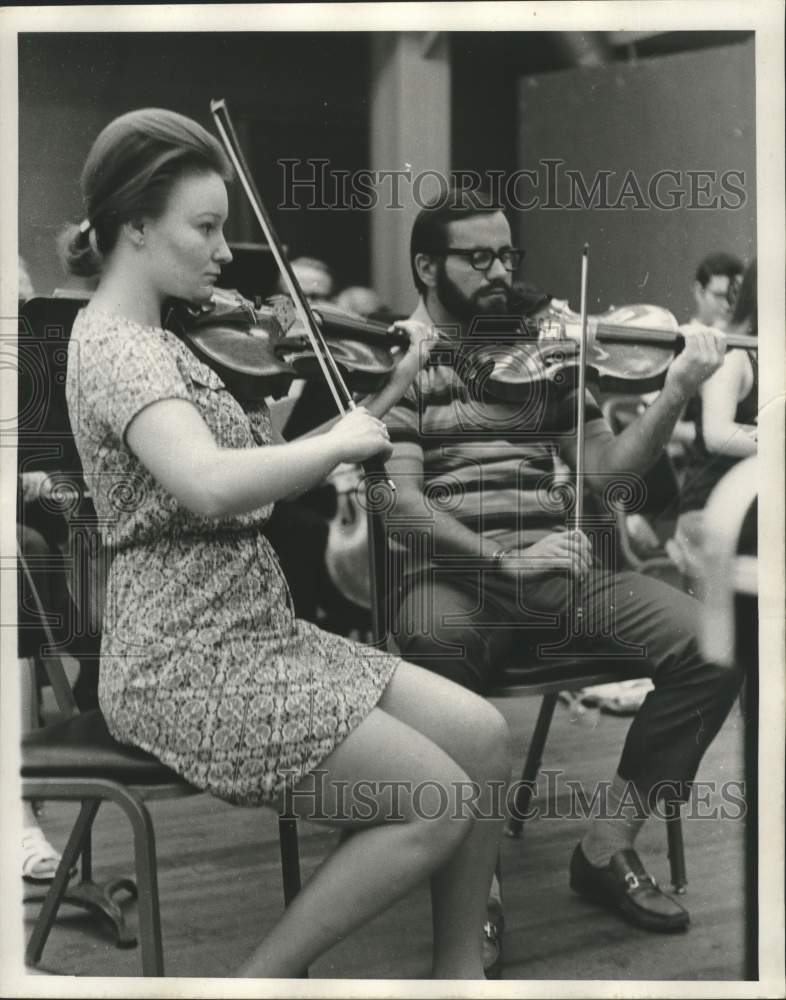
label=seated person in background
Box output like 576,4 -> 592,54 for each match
386,189 -> 743,952
620,251 -> 746,556
690,251 -> 744,331
278,255 -> 334,303
334,284 -> 384,318
669,260 -> 758,575
335,283 -> 401,327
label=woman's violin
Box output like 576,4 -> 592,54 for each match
170,286 -> 410,401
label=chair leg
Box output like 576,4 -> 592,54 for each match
23,779 -> 164,976
25,822 -> 140,950
25,799 -> 99,969
277,816 -> 308,978
664,801 -> 688,894
122,790 -> 164,975
507,693 -> 559,838
278,816 -> 302,907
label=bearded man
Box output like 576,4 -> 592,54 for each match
384,189 -> 743,975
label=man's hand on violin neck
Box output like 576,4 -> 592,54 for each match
387,319 -> 440,386
665,323 -> 727,398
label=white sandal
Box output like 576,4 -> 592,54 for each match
22,826 -> 74,884
581,678 -> 655,716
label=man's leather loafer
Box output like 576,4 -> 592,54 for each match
482,906 -> 504,979
570,843 -> 690,933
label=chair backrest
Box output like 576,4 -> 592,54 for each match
17,296 -> 101,713
16,542 -> 79,718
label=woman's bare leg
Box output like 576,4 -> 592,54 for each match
378,661 -> 512,978
238,703 -> 474,978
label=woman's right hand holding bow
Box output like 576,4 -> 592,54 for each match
326,406 -> 393,464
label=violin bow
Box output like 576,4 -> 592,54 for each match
209,98 -> 396,498
574,244 -> 590,529
574,244 -> 590,625
210,98 -> 352,417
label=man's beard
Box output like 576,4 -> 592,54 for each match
435,263 -> 513,327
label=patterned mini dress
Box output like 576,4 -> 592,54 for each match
66,308 -> 401,806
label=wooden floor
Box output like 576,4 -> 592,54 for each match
22,693 -> 749,982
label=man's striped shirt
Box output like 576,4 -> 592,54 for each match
385,299 -> 612,571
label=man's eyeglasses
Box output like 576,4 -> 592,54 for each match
441,247 -> 526,272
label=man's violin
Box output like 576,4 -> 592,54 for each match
536,299 -> 758,393
452,296 -> 758,402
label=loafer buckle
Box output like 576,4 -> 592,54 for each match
624,871 -> 640,891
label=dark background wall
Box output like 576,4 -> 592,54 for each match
451,32 -> 755,322
515,39 -> 755,320
19,32 -> 371,297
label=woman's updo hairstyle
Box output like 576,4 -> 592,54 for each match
59,108 -> 233,278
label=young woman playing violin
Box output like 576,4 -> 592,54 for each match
62,108 -> 511,979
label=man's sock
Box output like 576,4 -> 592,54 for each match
580,772 -> 649,868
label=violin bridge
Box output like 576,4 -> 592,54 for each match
269,293 -> 298,333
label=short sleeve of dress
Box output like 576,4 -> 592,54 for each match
74,313 -> 192,443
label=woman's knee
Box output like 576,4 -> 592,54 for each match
405,781 -> 475,860
472,700 -> 513,782
440,688 -> 512,785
